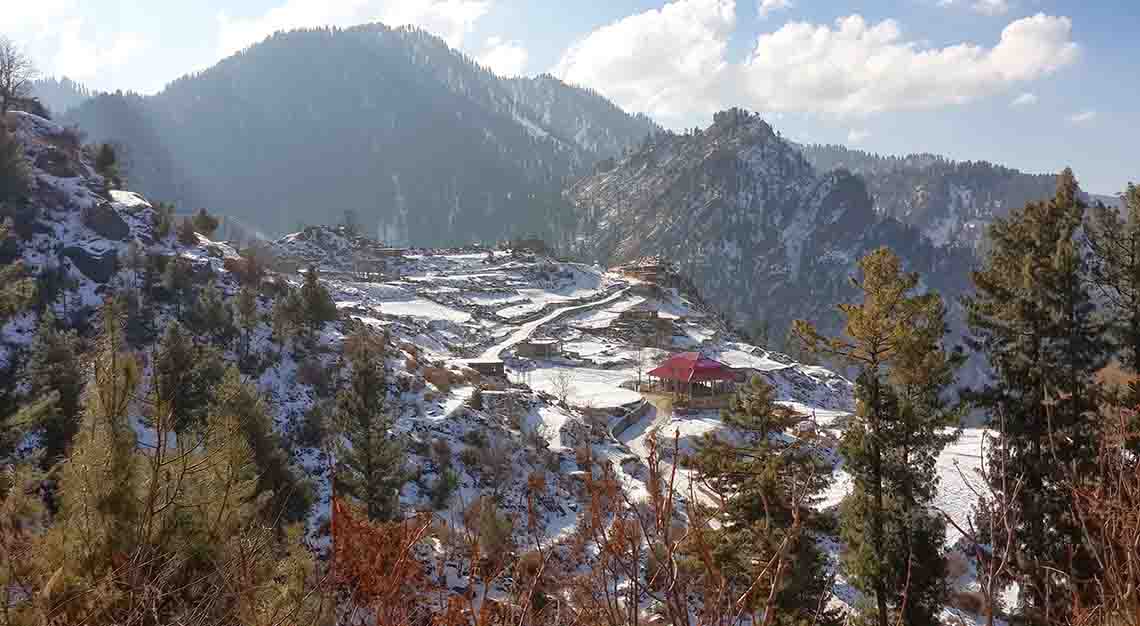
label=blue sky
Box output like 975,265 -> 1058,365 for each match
7,0 -> 1137,193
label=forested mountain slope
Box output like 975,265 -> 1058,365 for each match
798,143 -> 1063,248
63,24 -> 659,244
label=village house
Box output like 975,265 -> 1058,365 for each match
619,256 -> 679,287
465,359 -> 506,378
515,338 -> 562,359
617,301 -> 660,322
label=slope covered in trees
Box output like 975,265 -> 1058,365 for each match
798,143 -> 1060,249
63,24 -> 658,245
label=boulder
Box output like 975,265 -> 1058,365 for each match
62,246 -> 118,283
83,202 -> 130,241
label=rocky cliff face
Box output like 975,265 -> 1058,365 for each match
567,109 -> 974,343
797,143 -> 1060,250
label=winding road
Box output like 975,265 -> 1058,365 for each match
477,286 -> 631,360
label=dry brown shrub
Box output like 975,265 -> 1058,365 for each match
423,367 -> 452,392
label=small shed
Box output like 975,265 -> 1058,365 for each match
466,359 -> 506,378
618,301 -> 660,322
516,338 -> 562,359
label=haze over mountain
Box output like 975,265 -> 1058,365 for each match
61,24 -> 659,244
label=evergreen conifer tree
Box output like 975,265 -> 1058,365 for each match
177,217 -> 198,245
189,279 -> 236,345
0,125 -> 30,203
28,311 -> 83,465
692,376 -> 837,624
1087,184 -> 1140,403
795,247 -> 957,626
209,367 -> 314,525
236,285 -> 259,365
191,207 -> 220,238
300,265 -> 337,334
0,220 -> 34,322
965,169 -> 1109,618
93,142 -> 120,189
152,322 -> 226,433
334,326 -> 405,521
161,255 -> 192,315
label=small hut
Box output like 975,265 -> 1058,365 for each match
516,338 -> 562,359
647,352 -> 736,400
466,359 -> 506,378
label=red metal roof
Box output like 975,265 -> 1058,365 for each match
648,351 -> 736,383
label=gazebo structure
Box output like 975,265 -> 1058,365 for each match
647,351 -> 736,401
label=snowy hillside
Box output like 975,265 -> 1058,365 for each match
1,109 -> 994,623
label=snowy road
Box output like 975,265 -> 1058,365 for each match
477,286 -> 631,360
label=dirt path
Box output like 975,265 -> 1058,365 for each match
477,286 -> 631,360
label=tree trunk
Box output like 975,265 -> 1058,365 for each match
869,370 -> 889,626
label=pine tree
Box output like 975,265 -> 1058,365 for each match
28,305 -> 325,624
795,247 -> 956,626
189,279 -> 236,345
0,125 -> 30,203
28,311 -> 83,466
0,220 -> 34,322
236,285 -> 259,365
93,142 -> 121,189
692,376 -> 837,624
965,169 -> 1109,619
334,326 -> 405,521
152,322 -> 226,433
1087,184 -> 1140,400
191,207 -> 220,238
177,216 -> 198,245
300,265 -> 337,334
161,255 -> 192,314
210,367 -> 314,525
151,201 -> 175,239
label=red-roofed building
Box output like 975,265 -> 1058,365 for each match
648,351 -> 736,400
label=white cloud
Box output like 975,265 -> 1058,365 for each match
477,36 -> 528,76
847,129 -> 871,144
939,0 -> 1013,16
553,3 -> 1077,126
758,0 -> 794,19
217,0 -> 490,58
6,3 -> 148,87
1010,92 -> 1037,107
1068,110 -> 1096,124
973,0 -> 1013,16
741,13 -> 1079,117
553,0 -> 735,124
382,0 -> 490,47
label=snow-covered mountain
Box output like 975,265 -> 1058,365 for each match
566,108 -> 976,346
797,143 -> 1113,251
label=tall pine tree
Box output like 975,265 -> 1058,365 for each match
333,325 -> 406,521
28,311 -> 83,466
965,169 -> 1109,620
1087,184 -> 1140,404
300,265 -> 337,335
795,247 -> 957,626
